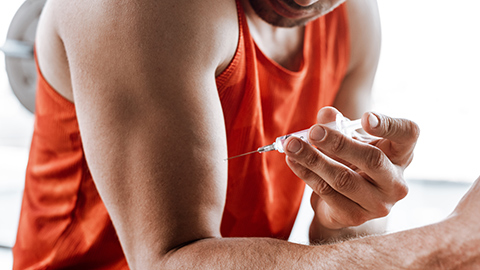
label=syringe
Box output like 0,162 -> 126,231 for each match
226,115 -> 363,160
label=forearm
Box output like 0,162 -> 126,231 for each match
158,219 -> 473,269
342,218 -> 478,269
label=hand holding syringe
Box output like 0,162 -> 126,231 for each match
226,115 -> 371,160
245,107 -> 418,233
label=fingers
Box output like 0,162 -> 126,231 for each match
316,106 -> 341,124
310,194 -> 370,229
285,107 -> 415,229
362,112 -> 420,166
308,124 -> 407,199
288,155 -> 386,229
284,136 -> 397,224
362,112 -> 420,146
316,108 -> 420,147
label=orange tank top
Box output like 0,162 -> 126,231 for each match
13,2 -> 349,269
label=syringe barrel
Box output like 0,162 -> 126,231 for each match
336,116 -> 362,136
273,117 -> 362,153
274,129 -> 310,153
274,114 -> 362,153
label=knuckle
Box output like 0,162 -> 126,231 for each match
348,211 -> 368,227
392,181 -> 409,200
332,170 -> 356,192
297,167 -> 317,180
304,150 -> 322,168
382,117 -> 421,143
382,117 -> 396,137
372,202 -> 391,218
313,180 -> 334,196
364,148 -> 385,171
381,117 -> 404,139
409,121 -> 421,141
386,117 -> 408,139
330,133 -> 348,154
324,213 -> 339,227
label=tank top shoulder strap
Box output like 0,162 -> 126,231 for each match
215,0 -> 251,90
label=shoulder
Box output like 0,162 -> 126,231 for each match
50,0 -> 239,77
344,0 -> 381,72
331,0 -> 381,118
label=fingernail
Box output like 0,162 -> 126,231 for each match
287,138 -> 302,153
369,113 -> 379,129
310,125 -> 326,141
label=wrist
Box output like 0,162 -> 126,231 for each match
309,216 -> 387,245
309,217 -> 358,244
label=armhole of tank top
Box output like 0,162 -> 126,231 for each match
34,46 -> 76,109
215,0 -> 246,93
339,3 -> 351,77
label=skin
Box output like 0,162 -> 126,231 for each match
247,0 -> 345,27
33,0 -> 480,268
287,107 -> 415,242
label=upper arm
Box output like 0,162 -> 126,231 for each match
333,0 -> 381,119
58,0 -> 237,267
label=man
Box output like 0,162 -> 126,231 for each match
13,0 -> 479,268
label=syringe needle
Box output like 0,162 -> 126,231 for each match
224,150 -> 259,161
224,116 -> 366,161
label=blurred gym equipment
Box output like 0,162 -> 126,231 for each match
1,0 -> 46,113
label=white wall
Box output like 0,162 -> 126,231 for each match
374,0 -> 480,183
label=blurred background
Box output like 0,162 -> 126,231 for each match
1,0 -> 479,268
1,0 -> 34,269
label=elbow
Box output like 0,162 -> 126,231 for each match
127,237 -> 214,269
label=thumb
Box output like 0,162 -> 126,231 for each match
362,112 -> 420,145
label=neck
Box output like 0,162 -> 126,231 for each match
240,0 -> 305,71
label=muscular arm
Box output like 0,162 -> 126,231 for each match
61,0 -> 235,266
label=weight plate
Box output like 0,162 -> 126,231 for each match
4,0 -> 46,113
